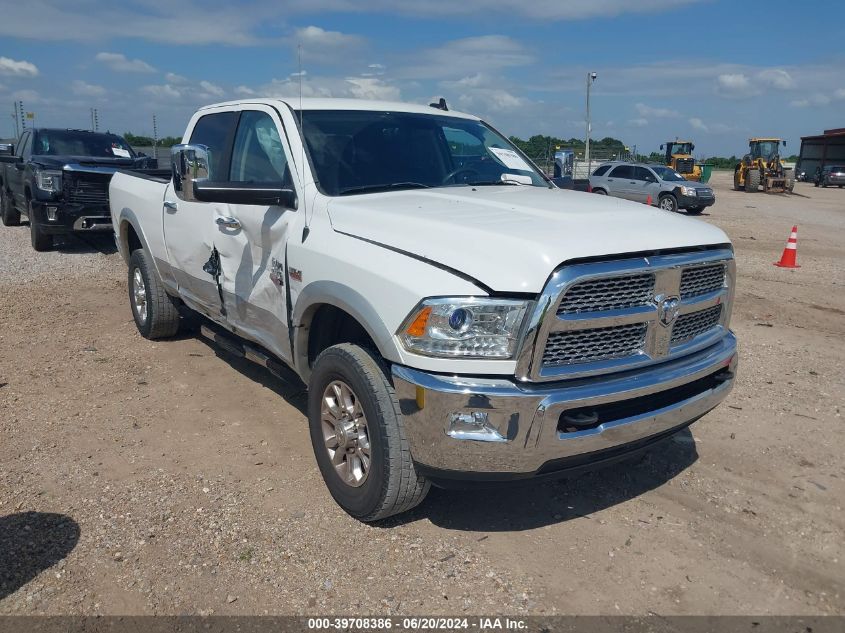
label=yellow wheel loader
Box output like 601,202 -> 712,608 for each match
733,138 -> 795,193
661,140 -> 702,181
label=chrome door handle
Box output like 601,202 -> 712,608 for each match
216,216 -> 241,230
163,200 -> 178,210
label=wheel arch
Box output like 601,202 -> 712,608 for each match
293,281 -> 398,382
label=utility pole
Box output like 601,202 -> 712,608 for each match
12,101 -> 19,138
152,114 -> 158,149
93,108 -> 99,132
584,72 -> 597,171
19,101 -> 25,130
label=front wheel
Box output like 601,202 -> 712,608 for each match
128,249 -> 181,339
28,201 -> 53,251
658,194 -> 678,213
308,344 -> 429,521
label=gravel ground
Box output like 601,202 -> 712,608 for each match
0,173 -> 843,615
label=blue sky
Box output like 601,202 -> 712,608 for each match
1,0 -> 843,155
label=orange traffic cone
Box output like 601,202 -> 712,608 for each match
646,194 -> 653,206
773,225 -> 800,268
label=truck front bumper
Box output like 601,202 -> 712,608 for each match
392,333 -> 737,481
29,200 -> 112,234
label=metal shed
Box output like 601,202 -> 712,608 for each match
799,128 -> 845,177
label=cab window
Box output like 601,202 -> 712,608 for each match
229,111 -> 290,184
189,112 -> 238,181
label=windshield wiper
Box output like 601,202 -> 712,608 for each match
338,182 -> 431,196
461,180 -> 521,187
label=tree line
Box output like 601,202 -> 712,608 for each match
123,132 -> 182,147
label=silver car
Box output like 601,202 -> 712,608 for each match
589,162 -> 715,215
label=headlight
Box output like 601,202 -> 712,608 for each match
398,298 -> 530,359
680,186 -> 697,196
36,170 -> 62,193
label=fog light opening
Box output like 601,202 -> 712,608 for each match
46,207 -> 59,221
446,411 -> 505,442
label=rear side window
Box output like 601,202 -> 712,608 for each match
592,164 -> 611,177
189,112 -> 237,181
609,165 -> 633,179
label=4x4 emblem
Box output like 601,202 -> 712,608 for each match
655,294 -> 681,327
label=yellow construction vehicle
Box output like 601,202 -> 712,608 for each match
733,138 -> 795,193
661,140 -> 702,181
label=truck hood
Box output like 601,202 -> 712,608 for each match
327,186 -> 730,293
31,154 -> 145,169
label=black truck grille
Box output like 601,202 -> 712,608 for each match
676,158 -> 695,173
64,175 -> 111,206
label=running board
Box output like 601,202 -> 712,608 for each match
198,324 -> 302,385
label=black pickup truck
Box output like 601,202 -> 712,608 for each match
0,128 -> 155,251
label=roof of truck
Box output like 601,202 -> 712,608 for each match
197,97 -> 480,120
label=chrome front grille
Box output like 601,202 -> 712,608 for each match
517,249 -> 735,382
672,305 -> 723,344
544,323 -> 648,366
557,273 -> 654,315
680,263 -> 725,298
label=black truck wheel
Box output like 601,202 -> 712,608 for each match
28,200 -> 53,251
308,343 -> 430,521
1,189 -> 21,226
745,169 -> 761,192
128,249 -> 181,339
658,194 -> 678,213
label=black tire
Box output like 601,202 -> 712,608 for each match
686,207 -> 704,215
733,170 -> 742,191
308,343 -> 429,522
1,189 -> 21,226
658,194 -> 678,213
593,188 -> 607,195
745,169 -> 760,192
128,248 -> 181,339
28,200 -> 53,251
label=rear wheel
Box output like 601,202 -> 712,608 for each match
733,170 -> 742,191
0,189 -> 21,226
745,169 -> 760,192
308,343 -> 429,522
658,194 -> 678,213
128,248 -> 181,339
593,188 -> 607,195
28,200 -> 53,251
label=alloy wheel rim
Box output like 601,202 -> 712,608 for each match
660,198 -> 673,211
320,380 -> 371,487
132,268 -> 148,323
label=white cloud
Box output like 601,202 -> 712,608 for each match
165,72 -> 188,84
635,103 -> 680,118
290,25 -> 366,65
71,80 -> 106,97
235,85 -> 257,96
757,68 -> 793,90
399,35 -> 533,80
199,80 -> 224,97
715,73 -> 759,98
95,52 -> 156,73
0,56 -> 39,77
689,117 -> 708,132
790,93 -> 831,108
628,118 -> 649,127
141,84 -> 182,100
345,77 -> 400,101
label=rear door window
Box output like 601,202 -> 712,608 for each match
634,166 -> 656,182
609,165 -> 633,179
189,112 -> 238,181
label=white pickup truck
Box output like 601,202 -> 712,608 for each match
110,98 -> 737,521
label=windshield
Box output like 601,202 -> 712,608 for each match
297,110 -> 548,196
669,142 -> 692,155
751,141 -> 780,159
33,130 -> 135,158
652,166 -> 687,182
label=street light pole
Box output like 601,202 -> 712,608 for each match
585,72 -> 597,172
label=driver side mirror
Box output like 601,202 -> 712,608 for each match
660,145 -> 664,150
782,140 -> 787,147
691,144 -> 695,151
171,144 -> 297,209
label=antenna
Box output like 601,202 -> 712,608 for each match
298,43 -> 310,241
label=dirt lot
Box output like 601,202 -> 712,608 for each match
1,172 -> 843,616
